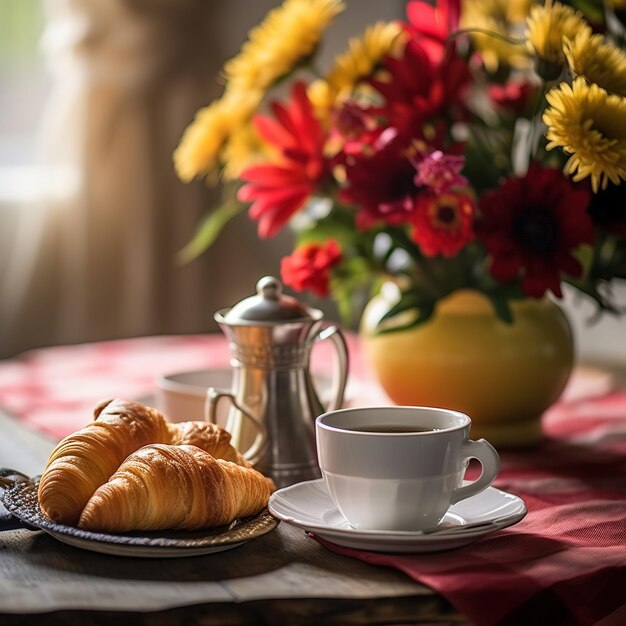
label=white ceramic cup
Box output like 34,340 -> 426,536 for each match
315,406 -> 500,531
156,369 -> 233,423
156,368 -> 337,423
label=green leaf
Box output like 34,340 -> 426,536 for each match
374,288 -> 437,334
591,237 -> 626,281
378,290 -> 423,323
565,278 -> 621,315
573,243 -> 594,280
330,257 -> 377,327
463,124 -> 513,193
177,202 -> 245,264
488,295 -> 514,324
331,280 -> 356,327
295,209 -> 359,249
567,0 -> 605,22
377,301 -> 435,334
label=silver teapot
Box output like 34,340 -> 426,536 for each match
206,276 -> 349,487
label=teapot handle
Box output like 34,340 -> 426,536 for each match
313,325 -> 349,412
205,388 -> 268,467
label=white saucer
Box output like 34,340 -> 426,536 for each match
269,479 -> 526,553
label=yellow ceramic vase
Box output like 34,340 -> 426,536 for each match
360,287 -> 574,447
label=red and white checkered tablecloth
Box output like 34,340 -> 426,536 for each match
0,334 -> 624,625
0,334 -> 367,439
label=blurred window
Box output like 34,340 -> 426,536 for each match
0,0 -> 47,203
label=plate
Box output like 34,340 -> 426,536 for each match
3,478 -> 279,558
45,531 -> 251,558
269,479 -> 526,553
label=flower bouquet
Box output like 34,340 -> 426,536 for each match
174,0 -> 626,332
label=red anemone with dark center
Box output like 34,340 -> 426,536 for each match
238,82 -> 329,238
476,165 -> 594,297
409,192 -> 475,257
280,239 -> 342,297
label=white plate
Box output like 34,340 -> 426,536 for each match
269,479 -> 526,553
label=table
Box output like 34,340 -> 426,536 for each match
0,335 -> 470,625
0,335 -> 624,626
0,407 -> 467,626
0,414 -> 464,624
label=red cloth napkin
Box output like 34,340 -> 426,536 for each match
313,392 -> 626,626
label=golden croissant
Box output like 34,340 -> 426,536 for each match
38,399 -> 248,525
78,444 -> 271,532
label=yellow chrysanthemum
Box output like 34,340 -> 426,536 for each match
564,30 -> 626,97
543,77 -> 626,191
461,0 -> 532,71
221,123 -> 276,181
606,0 -> 626,9
174,91 -> 260,182
526,1 -> 591,66
223,0 -> 345,93
308,21 -> 406,115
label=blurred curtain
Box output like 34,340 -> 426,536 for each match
0,0 -> 288,358
0,0 -> 404,359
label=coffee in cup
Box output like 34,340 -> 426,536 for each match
315,406 -> 500,532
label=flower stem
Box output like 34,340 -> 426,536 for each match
528,77 -> 547,165
386,228 -> 439,291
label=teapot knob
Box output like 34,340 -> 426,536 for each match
220,275 -> 310,323
256,276 -> 283,301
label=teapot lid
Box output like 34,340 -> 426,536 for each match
221,276 -> 316,324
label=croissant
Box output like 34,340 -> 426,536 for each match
170,420 -> 248,467
78,444 -> 271,532
38,399 -> 247,525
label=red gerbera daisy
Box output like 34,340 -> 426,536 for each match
238,82 -> 329,238
476,165 -> 594,298
405,0 -> 461,63
369,39 -> 470,139
281,239 -> 342,297
409,192 -> 475,257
